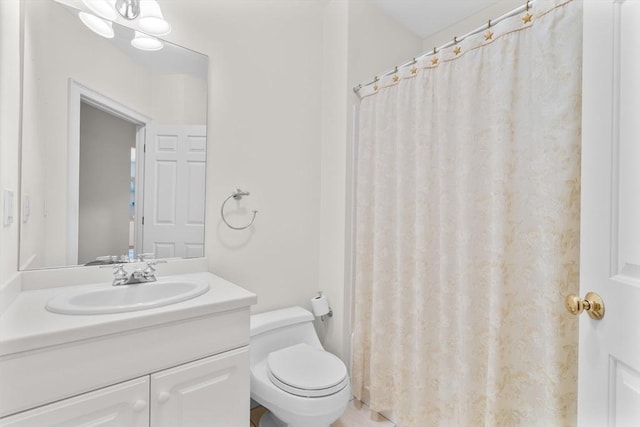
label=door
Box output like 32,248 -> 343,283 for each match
142,124 -> 206,259
0,377 -> 149,427
578,1 -> 640,426
150,347 -> 249,427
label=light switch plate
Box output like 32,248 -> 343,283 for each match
23,194 -> 30,223
3,189 -> 15,226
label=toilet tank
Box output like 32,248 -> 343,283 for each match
250,306 -> 322,364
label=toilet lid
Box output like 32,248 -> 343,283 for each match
267,343 -> 348,397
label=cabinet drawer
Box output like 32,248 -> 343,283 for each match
0,377 -> 149,427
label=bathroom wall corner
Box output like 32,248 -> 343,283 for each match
318,0 -> 349,362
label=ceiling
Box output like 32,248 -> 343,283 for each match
372,0 -> 507,39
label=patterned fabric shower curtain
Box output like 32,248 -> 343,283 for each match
351,1 -> 582,426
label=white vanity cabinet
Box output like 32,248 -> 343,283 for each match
0,347 -> 249,427
0,272 -> 257,426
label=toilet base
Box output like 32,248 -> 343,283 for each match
258,412 -> 284,427
258,410 -> 332,427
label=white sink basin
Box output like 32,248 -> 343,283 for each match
46,278 -> 210,315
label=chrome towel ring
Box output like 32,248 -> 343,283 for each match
221,189 -> 258,230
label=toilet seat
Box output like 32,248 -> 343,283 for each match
266,343 -> 348,398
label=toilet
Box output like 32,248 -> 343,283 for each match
250,306 -> 351,427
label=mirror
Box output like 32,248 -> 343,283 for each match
19,0 -> 209,270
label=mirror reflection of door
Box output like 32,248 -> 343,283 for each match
78,102 -> 141,265
76,97 -> 206,265
143,124 -> 206,259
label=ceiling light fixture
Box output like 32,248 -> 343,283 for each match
78,11 -> 115,38
78,0 -> 171,49
138,0 -> 171,36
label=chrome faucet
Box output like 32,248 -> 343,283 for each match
104,260 -> 167,286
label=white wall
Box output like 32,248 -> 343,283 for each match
159,0 -> 424,361
421,0 -> 522,50
347,1 -> 424,88
151,74 -> 207,125
159,0 -> 325,315
0,0 -> 21,283
157,0 -> 425,361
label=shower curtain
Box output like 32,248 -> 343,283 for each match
352,1 -> 582,426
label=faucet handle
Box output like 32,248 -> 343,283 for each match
143,259 -> 166,281
114,264 -> 128,278
100,263 -> 128,285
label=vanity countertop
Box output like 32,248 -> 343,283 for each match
0,271 -> 257,356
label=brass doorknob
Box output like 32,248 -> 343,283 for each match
565,292 -> 605,320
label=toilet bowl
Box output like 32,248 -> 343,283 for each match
250,306 -> 351,427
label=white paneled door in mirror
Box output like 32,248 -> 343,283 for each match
579,1 -> 640,426
143,124 -> 206,259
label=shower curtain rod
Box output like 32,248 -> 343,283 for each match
353,0 -> 535,94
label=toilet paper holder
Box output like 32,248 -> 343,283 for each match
312,292 -> 333,322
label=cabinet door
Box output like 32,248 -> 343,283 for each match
0,377 -> 149,427
150,347 -> 249,427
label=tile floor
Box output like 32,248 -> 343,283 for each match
250,399 -> 395,427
